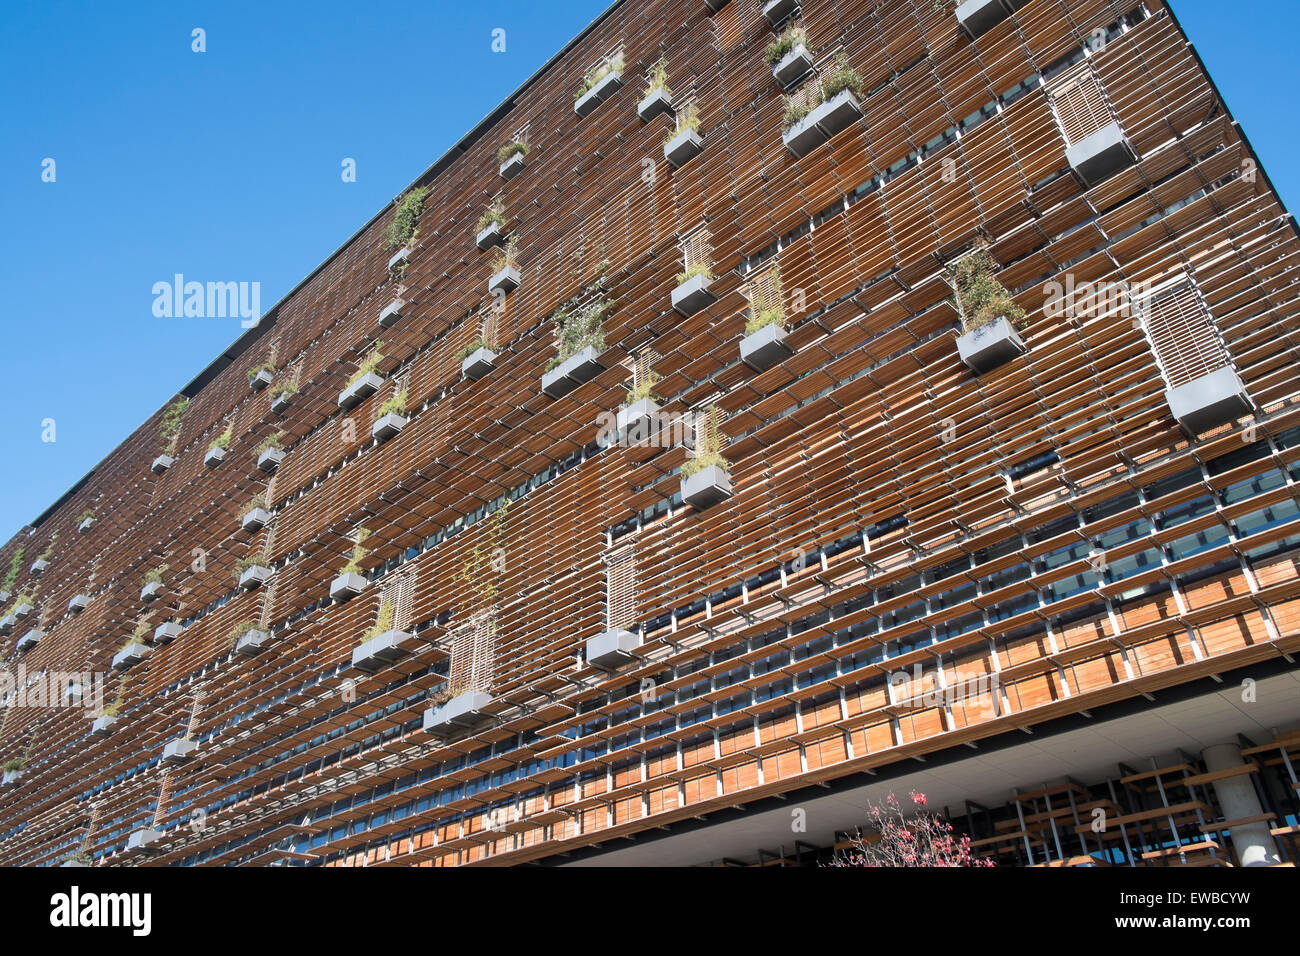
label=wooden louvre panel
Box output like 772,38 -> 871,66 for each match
743,263 -> 781,314
450,613 -> 495,694
1137,279 -> 1231,389
681,227 -> 711,274
1049,64 -> 1113,145
604,544 -> 637,630
380,568 -> 416,632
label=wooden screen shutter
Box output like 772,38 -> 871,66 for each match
604,544 -> 638,630
743,263 -> 782,316
381,567 -> 416,632
1049,65 -> 1114,145
1136,278 -> 1231,389
450,614 -> 495,694
681,227 -> 712,275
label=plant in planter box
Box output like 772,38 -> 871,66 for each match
638,57 -> 674,120
766,22 -> 806,66
30,536 -> 55,576
141,565 -> 168,602
3,547 -> 23,596
497,140 -> 530,178
475,199 -> 508,249
206,423 -> 233,466
574,51 -> 625,115
2,758 -> 25,773
362,600 -> 395,645
663,103 -> 704,167
235,554 -> 272,589
487,238 -> 521,294
256,431 -> 287,472
740,262 -> 795,369
618,370 -> 663,437
269,378 -> 297,414
460,337 -> 499,379
672,260 -> 717,315
340,340 -> 386,408
242,493 -> 271,532
542,294 -> 609,397
680,406 -> 734,508
781,53 -> 864,155
372,390 -> 409,440
151,397 -> 189,473
247,361 -> 276,390
767,23 -> 813,86
384,186 -> 429,251
945,241 -> 1028,373
331,529 -> 371,602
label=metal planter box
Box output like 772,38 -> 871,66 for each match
488,264 -> 520,295
2,770 -> 23,786
955,315 -> 1026,374
763,0 -> 798,25
704,0 -> 729,10
250,368 -> 273,391
140,581 -> 163,603
13,602 -> 32,620
126,828 -> 162,853
112,642 -> 152,671
151,454 -> 174,475
30,558 -> 47,576
257,447 -> 285,473
378,300 -> 404,329
574,70 -> 623,117
671,272 -> 716,315
740,322 -> 793,370
16,630 -> 43,653
772,44 -> 813,86
638,87 -> 673,121
0,615 -> 11,635
476,222 -> 505,250
461,347 -> 498,380
78,517 -> 96,533
154,622 -> 183,645
371,412 -> 408,442
162,738 -> 197,765
1165,366 -> 1253,434
91,715 -> 118,737
271,392 -> 293,415
236,628 -> 271,657
330,572 -> 368,602
241,507 -> 271,532
664,128 -> 703,168
1065,120 -> 1138,186
499,151 -> 526,179
239,565 -> 272,590
586,628 -> 642,669
350,629 -> 414,673
782,89 -> 863,156
617,399 -> 661,439
541,345 -> 603,398
339,371 -> 384,410
204,446 -> 226,468
957,0 -> 1013,40
69,594 -> 90,614
387,246 -> 411,273
423,690 -> 494,734
681,464 -> 734,510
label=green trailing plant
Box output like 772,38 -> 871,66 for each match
249,492 -> 268,512
144,565 -> 168,586
675,262 -> 713,286
101,701 -> 121,718
362,600 -> 395,643
547,295 -> 610,370
476,199 -> 507,234
6,592 -> 34,617
256,432 -> 286,456
3,548 -> 23,592
646,57 -> 671,97
820,52 -> 864,99
625,370 -> 661,405
945,241 -> 1027,332
497,140 -> 530,164
664,103 -> 701,144
212,424 -> 233,450
745,264 -> 786,335
456,502 -> 509,615
459,337 -> 496,361
269,379 -> 297,399
349,341 -> 385,386
341,529 -> 371,576
384,186 -> 429,250
246,362 -> 275,382
782,90 -> 817,129
79,509 -> 95,523
2,758 -> 25,772
229,618 -> 257,648
681,407 -> 730,478
131,619 -> 151,641
160,398 -> 190,451
492,237 -> 520,272
38,536 -> 56,562
378,390 -> 408,419
575,53 -> 624,99
765,23 -> 806,65
234,555 -> 268,581
782,54 -> 863,130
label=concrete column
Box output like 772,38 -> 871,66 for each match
1201,742 -> 1280,867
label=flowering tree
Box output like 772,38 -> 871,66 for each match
828,791 -> 993,867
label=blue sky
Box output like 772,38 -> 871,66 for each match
0,0 -> 1295,543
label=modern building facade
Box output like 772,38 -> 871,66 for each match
2,0 -> 1299,867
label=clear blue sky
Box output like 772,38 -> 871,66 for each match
0,0 -> 1295,543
